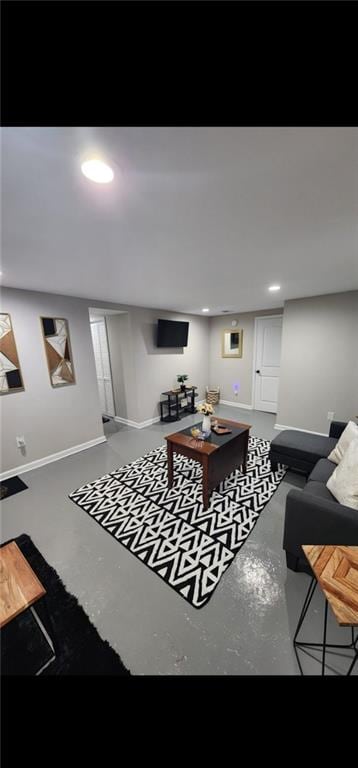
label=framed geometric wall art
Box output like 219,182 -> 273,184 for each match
41,317 -> 75,387
0,313 -> 25,394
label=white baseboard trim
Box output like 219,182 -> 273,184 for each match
0,436 -> 107,481
114,415 -> 161,430
274,423 -> 328,437
114,400 -> 206,430
220,400 -> 253,410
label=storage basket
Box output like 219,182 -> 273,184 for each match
205,386 -> 220,405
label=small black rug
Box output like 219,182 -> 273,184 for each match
1,534 -> 130,676
0,476 -> 28,500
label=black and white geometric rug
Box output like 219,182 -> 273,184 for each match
69,437 -> 286,609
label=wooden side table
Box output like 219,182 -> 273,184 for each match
293,545 -> 358,676
0,541 -> 56,675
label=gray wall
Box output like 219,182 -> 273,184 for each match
1,288 -> 210,473
277,291 -> 358,434
3,285 -> 356,474
209,309 -> 282,406
106,308 -> 209,423
132,308 -> 209,423
0,288 -> 104,474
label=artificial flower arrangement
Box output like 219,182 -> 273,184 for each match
196,402 -> 214,436
196,402 -> 214,416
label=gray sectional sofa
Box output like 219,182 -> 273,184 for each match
269,421 -> 358,575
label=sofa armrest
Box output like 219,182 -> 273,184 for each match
283,489 -> 358,564
329,420 -> 347,439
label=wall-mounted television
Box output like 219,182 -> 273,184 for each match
157,319 -> 189,347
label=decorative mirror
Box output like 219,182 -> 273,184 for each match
222,328 -> 243,358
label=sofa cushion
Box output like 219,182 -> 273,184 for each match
327,420 -> 358,464
327,438 -> 358,510
270,430 -> 337,465
308,458 -> 336,484
304,481 -> 336,502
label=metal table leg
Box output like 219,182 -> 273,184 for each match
293,576 -> 357,676
346,633 -> 358,676
293,576 -> 317,644
29,601 -> 56,675
321,599 -> 328,675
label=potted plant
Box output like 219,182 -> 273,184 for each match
196,402 -> 214,435
177,374 -> 188,392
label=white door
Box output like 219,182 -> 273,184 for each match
254,316 -> 283,413
90,318 -> 115,417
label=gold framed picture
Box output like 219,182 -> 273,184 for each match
221,328 -> 243,358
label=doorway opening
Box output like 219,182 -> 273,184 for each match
89,310 -> 116,420
89,307 -> 129,435
252,315 -> 283,413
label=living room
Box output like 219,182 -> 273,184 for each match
1,127 -> 357,677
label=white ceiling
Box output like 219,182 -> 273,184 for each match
2,127 -> 357,315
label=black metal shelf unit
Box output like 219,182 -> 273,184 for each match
160,387 -> 198,423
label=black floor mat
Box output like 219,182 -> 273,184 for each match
1,534 -> 130,675
0,476 -> 28,500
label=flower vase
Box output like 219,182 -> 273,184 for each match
202,414 -> 211,436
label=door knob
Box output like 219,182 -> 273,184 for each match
256,370 -> 261,374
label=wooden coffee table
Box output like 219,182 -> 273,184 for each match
293,545 -> 358,675
0,541 -> 56,674
165,418 -> 251,509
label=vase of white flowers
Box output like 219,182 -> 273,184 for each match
196,402 -> 214,435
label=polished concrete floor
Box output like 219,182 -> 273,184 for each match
2,405 -> 356,675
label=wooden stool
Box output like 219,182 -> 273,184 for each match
293,545 -> 358,675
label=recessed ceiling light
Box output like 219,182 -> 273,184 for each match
202,308 -> 210,312
268,285 -> 281,292
81,159 -> 114,184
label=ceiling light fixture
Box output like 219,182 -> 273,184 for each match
202,308 -> 210,313
81,158 -> 114,184
268,284 -> 281,292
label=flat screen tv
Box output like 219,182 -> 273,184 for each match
157,319 -> 189,347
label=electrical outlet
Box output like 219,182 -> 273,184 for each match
327,411 -> 335,421
16,436 -> 26,448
